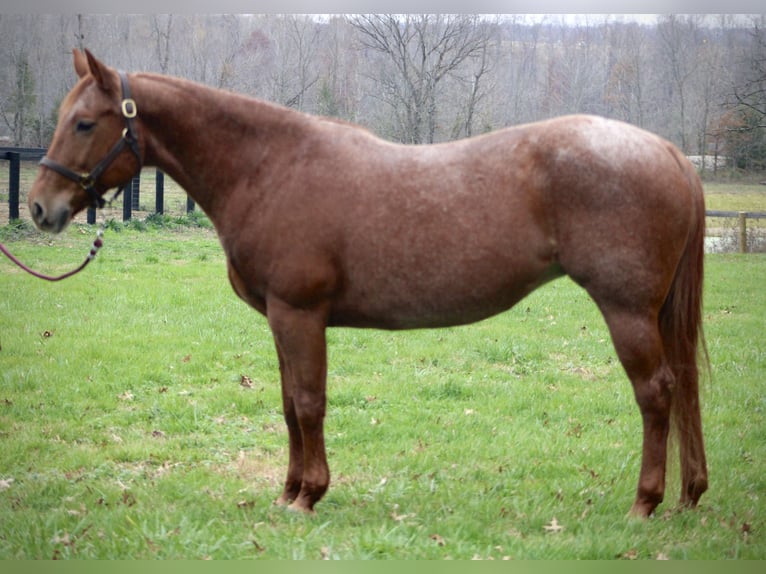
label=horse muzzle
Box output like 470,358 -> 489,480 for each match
29,191 -> 74,234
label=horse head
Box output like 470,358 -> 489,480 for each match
29,49 -> 142,233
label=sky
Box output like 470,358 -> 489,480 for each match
7,0 -> 766,13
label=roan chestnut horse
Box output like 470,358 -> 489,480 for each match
29,50 -> 708,518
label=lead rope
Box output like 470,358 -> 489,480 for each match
0,228 -> 104,282
0,188 -> 123,282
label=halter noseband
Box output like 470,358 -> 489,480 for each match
39,71 -> 142,209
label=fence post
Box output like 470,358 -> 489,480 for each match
131,174 -> 140,211
122,177 -> 133,221
8,152 -> 20,220
155,170 -> 164,214
738,211 -> 747,254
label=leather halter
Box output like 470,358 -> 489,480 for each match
39,71 -> 142,209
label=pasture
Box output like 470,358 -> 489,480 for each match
0,222 -> 764,559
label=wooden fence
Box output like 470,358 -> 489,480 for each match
2,147 -> 765,252
706,210 -> 766,253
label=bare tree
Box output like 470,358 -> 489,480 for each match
544,17 -> 609,118
0,16 -> 40,145
605,22 -> 648,127
316,16 -> 362,121
492,17 -> 546,126
730,16 -> 766,127
170,15 -> 244,90
3,12 -> 765,171
723,15 -> 766,170
656,15 -> 704,152
351,14 -> 493,143
449,19 -> 496,138
152,14 -> 173,74
264,15 -> 321,110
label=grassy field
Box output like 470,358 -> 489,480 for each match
703,181 -> 766,210
0,220 -> 764,559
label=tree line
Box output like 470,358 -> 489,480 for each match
1,14 -> 765,173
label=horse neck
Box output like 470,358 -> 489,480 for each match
132,73 -> 307,217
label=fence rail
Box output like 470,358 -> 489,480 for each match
705,210 -> 766,253
1,147 -> 193,224
3,147 -> 765,252
705,210 -> 766,219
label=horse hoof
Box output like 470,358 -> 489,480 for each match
274,496 -> 291,507
628,502 -> 655,519
287,501 -> 316,515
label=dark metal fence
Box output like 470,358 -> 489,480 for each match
1,147 -> 193,224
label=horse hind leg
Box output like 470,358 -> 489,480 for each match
577,243 -> 707,516
609,303 -> 708,517
599,307 -> 675,518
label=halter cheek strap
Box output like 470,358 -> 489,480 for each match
39,71 -> 142,209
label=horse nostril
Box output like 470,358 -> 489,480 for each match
33,202 -> 44,222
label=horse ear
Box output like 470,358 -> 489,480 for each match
73,49 -> 89,78
84,49 -> 113,91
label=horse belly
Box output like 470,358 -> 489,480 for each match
329,173 -> 559,328
331,242 -> 560,329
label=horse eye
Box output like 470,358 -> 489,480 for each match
75,120 -> 95,134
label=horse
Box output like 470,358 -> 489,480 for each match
29,49 -> 708,518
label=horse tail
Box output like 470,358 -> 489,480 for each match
659,158 -> 709,505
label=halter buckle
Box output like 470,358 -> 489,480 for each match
121,98 -> 137,119
79,174 -> 96,191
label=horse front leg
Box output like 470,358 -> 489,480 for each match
267,296 -> 330,513
273,346 -> 304,506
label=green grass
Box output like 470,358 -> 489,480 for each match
703,182 -> 766,212
0,223 -> 764,559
